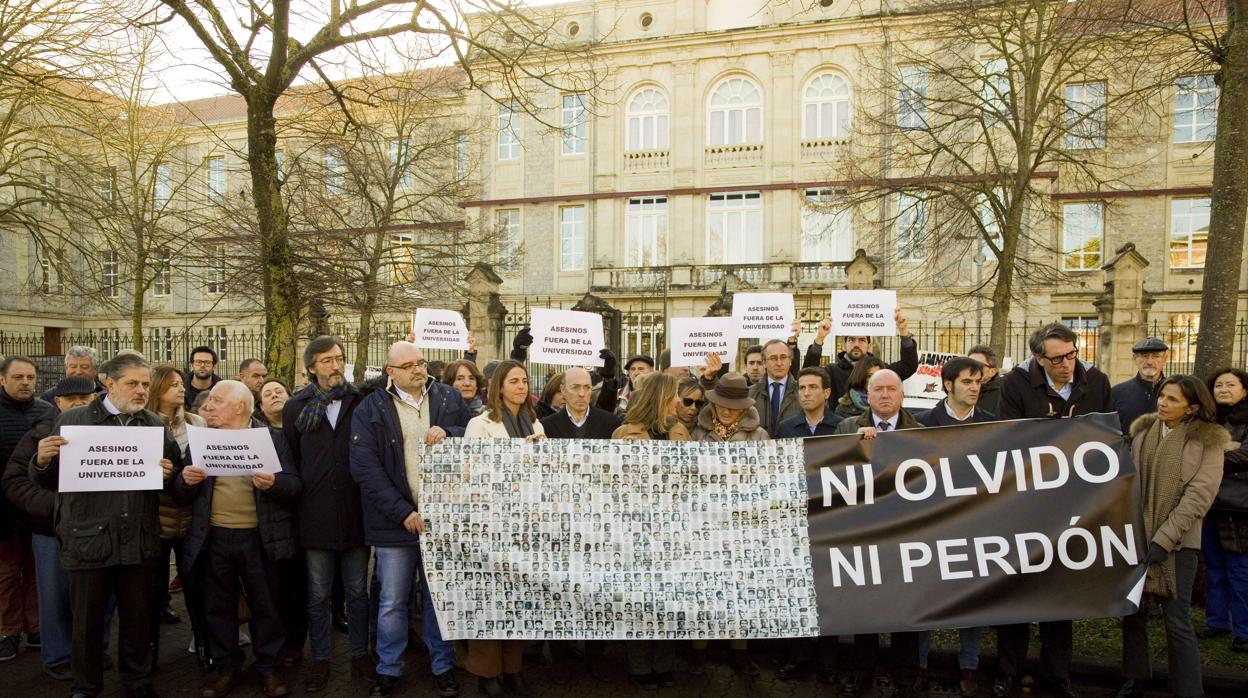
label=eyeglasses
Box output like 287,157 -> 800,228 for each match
682,398 -> 706,408
316,355 -> 346,367
764,355 -> 789,363
387,361 -> 427,372
1041,350 -> 1078,364
190,359 -> 215,367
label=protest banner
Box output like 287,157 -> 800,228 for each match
57,425 -> 165,492
902,350 -> 959,409
411,308 -> 470,350
419,438 -> 818,640
804,413 -> 1145,634
830,290 -> 897,337
186,425 -> 283,477
732,293 -> 794,340
668,317 -> 738,368
529,308 -> 605,367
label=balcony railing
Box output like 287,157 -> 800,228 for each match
693,264 -> 769,287
800,138 -> 849,162
623,150 -> 670,174
794,262 -> 849,286
604,267 -> 672,291
704,143 -> 764,168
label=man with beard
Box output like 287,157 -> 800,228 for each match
185,346 -> 223,412
282,336 -> 372,692
0,356 -> 55,661
804,309 -> 918,403
32,353 -> 181,698
1111,337 -> 1169,435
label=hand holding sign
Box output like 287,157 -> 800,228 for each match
187,426 -> 283,477
669,317 -> 738,368
529,309 -> 605,367
57,426 -> 165,493
732,293 -> 795,340
830,290 -> 898,337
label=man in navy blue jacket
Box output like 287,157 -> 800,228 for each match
776,367 -> 843,438
349,342 -> 468,698
915,356 -> 997,428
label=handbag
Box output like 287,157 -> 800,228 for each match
1214,474 -> 1248,510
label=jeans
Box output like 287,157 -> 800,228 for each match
1203,517 -> 1248,639
306,547 -> 369,661
917,627 -> 982,669
1123,548 -> 1203,696
374,546 -> 454,677
31,533 -> 70,667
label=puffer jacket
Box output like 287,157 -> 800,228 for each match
30,396 -> 182,570
158,410 -> 205,539
2,415 -> 56,536
171,425 -> 302,573
1129,413 -> 1228,552
691,405 -> 769,442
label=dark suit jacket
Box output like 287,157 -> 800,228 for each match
541,407 -> 621,440
749,375 -> 801,433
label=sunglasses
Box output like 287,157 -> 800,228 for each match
682,398 -> 706,408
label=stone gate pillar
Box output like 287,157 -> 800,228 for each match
465,263 -> 505,363
1094,243 -> 1154,384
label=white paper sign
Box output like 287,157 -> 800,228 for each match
732,293 -> 795,340
529,308 -> 605,367
57,425 -> 164,493
186,425 -> 283,477
411,308 -> 470,350
830,290 -> 897,337
669,317 -> 738,368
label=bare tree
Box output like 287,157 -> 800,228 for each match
833,0 -> 1160,357
146,0 -> 598,383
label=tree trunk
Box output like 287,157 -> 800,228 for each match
988,190 -> 1027,362
246,95 -> 302,385
130,253 -> 145,351
1194,0 -> 1248,379
354,304 -> 374,380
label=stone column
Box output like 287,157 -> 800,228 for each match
1094,243 -> 1154,384
844,249 -> 878,290
465,263 -> 505,362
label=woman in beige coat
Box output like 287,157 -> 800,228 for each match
463,360 -> 543,697
1119,375 -> 1227,698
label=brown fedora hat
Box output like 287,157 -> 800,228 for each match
706,372 -> 754,409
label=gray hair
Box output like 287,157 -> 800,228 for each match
100,353 -> 149,380
65,346 -> 98,367
214,379 -> 256,415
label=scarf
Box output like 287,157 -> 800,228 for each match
501,406 -> 534,438
712,415 -> 743,441
848,389 -> 869,413
295,378 -> 352,433
1138,419 -> 1186,598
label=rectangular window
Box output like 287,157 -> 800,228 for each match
155,163 -> 171,204
896,193 -> 928,261
497,101 -> 521,160
706,192 -> 763,264
324,149 -> 345,196
207,326 -> 229,364
625,197 -> 668,266
38,257 -> 62,295
801,189 -> 853,262
561,94 -> 587,155
146,327 -> 174,363
897,66 -> 928,130
1173,74 -> 1218,143
1061,202 -> 1104,271
495,209 -> 521,272
559,206 -> 586,271
206,243 -> 226,294
1166,313 -> 1199,369
979,58 -> 1009,124
388,233 -> 417,285
976,190 -> 1005,259
389,139 -> 413,189
206,156 -> 225,202
456,133 -> 469,179
1061,316 -> 1100,366
102,250 -> 119,298
95,168 -> 115,203
152,247 -> 171,297
1169,197 -> 1210,268
1065,81 -> 1106,149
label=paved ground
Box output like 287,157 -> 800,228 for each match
6,591 -> 1240,697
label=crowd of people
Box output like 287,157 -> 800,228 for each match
0,314 -> 1244,698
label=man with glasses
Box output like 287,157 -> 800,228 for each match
539,366 -> 620,681
281,336 -> 372,692
349,342 -> 468,697
748,339 -> 803,436
994,322 -> 1113,698
185,346 -> 223,411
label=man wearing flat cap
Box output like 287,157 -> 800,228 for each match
1111,337 -> 1169,435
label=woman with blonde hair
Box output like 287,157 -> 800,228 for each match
464,359 -> 544,696
144,365 -> 208,663
611,372 -> 688,688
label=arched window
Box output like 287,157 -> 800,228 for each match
626,88 -> 669,151
803,73 -> 851,140
707,78 -> 762,146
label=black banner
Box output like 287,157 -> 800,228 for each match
806,413 -> 1147,635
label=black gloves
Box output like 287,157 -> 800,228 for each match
513,327 -> 533,350
1146,543 -> 1168,564
597,348 -> 618,381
